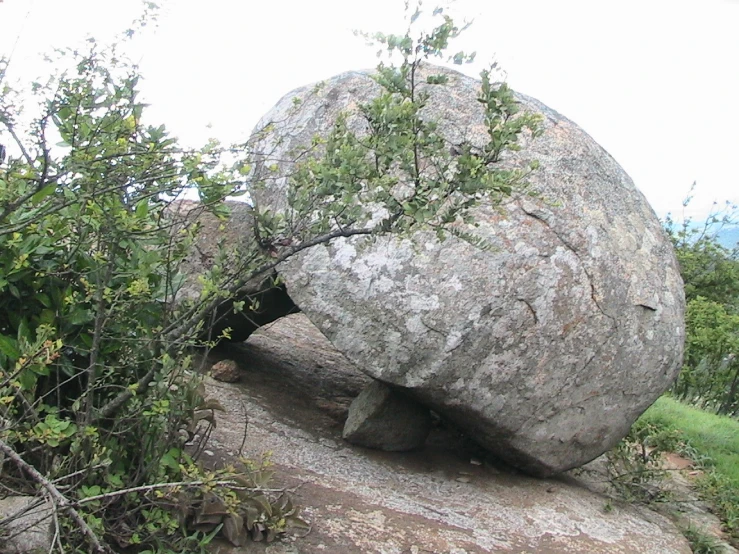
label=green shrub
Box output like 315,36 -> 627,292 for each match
665,201 -> 739,415
605,419 -> 681,502
631,397 -> 739,542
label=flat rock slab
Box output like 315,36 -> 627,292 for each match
204,315 -> 690,554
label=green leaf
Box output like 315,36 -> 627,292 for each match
31,185 -> 56,204
105,472 -> 123,487
159,450 -> 181,471
36,292 -> 52,308
18,369 -> 37,391
203,523 -> 224,544
17,318 -> 31,342
80,485 -> 102,498
79,333 -> 93,349
0,335 -> 20,359
39,309 -> 55,324
67,307 -> 92,325
135,199 -> 149,218
427,74 -> 449,85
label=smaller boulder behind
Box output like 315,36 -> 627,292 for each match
343,381 -> 431,451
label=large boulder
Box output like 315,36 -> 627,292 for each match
0,495 -> 54,554
247,65 -> 685,476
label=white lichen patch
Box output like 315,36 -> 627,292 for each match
405,315 -> 428,335
332,240 -> 357,270
444,329 -> 464,353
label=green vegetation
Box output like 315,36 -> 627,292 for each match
665,200 -> 739,416
659,194 -> 739,549
641,397 -> 739,485
606,394 -> 738,548
0,19 -> 306,552
680,523 -> 726,554
639,396 -> 739,538
605,397 -> 739,549
607,199 -> 739,549
605,417 -> 681,502
0,4 -> 540,552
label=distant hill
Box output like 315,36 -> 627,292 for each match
666,220 -> 739,252
717,225 -> 739,250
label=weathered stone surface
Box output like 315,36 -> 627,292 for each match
0,495 -> 53,554
203,314 -> 691,554
343,380 -> 431,451
212,359 -> 241,382
247,65 -> 685,476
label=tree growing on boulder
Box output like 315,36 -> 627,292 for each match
0,5 -> 540,552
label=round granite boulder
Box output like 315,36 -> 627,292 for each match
246,65 -> 685,476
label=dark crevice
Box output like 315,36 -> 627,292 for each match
209,274 -> 300,343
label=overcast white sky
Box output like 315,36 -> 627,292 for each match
1,0 -> 737,221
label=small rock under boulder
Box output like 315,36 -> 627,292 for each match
343,380 -> 432,451
204,314 -> 692,554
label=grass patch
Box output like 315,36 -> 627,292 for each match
640,397 -> 739,482
638,396 -> 739,538
680,523 -> 726,554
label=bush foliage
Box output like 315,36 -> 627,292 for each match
665,200 -> 739,416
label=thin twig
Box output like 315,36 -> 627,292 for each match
238,400 -> 249,458
74,478 -> 289,507
50,493 -> 64,554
